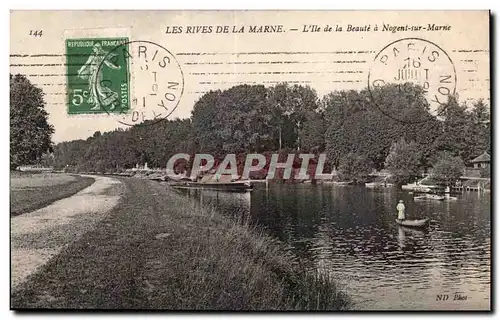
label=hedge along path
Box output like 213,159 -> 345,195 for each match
11,175 -> 123,289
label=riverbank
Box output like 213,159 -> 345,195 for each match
11,178 -> 352,310
10,172 -> 95,216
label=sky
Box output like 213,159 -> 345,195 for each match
10,10 -> 490,142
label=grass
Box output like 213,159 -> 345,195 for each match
144,195 -> 353,310
10,172 -> 95,216
11,178 -> 352,310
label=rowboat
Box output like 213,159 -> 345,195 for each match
395,218 -> 429,228
414,194 -> 444,201
428,194 -> 445,200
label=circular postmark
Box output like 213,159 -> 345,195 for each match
95,40 -> 184,126
368,38 -> 456,123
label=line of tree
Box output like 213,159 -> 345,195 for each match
11,73 -> 490,185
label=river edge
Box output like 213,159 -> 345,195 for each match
12,177 -> 352,310
162,186 -> 354,310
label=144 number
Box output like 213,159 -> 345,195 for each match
30,30 -> 43,37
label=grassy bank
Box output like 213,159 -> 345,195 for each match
10,172 -> 95,216
145,190 -> 352,310
11,178 -> 352,310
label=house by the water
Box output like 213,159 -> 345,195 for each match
471,151 -> 490,169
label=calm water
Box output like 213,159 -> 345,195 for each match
177,184 -> 491,310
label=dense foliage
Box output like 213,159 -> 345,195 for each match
384,138 -> 423,185
337,153 -> 372,183
10,74 -> 54,169
36,81 -> 489,180
431,152 -> 466,186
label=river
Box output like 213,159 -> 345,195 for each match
177,183 -> 491,311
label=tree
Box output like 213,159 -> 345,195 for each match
324,90 -> 362,168
299,110 -> 326,152
465,99 -> 491,160
46,82 -> 487,180
479,167 -> 490,179
191,85 -> 275,155
471,99 -> 490,124
217,85 -> 274,153
432,96 -> 470,161
40,152 -> 55,167
338,152 -> 372,183
191,90 -> 223,153
324,84 -> 440,170
267,83 -> 320,150
10,74 -> 54,169
432,97 -> 491,165
384,138 -> 422,185
430,152 -> 465,186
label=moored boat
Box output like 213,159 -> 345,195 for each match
413,186 -> 433,193
170,180 -> 253,192
333,181 -> 353,186
414,194 -> 444,201
427,194 -> 445,201
365,182 -> 394,188
169,173 -> 253,192
396,218 -> 429,228
401,182 -> 435,193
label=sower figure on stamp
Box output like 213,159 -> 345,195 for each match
396,200 -> 405,222
77,43 -> 120,110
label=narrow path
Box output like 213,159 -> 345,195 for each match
11,175 -> 123,290
11,178 -> 168,308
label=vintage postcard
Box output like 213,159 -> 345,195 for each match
10,10 -> 491,311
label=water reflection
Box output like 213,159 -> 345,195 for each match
175,187 -> 252,220
181,184 -> 490,310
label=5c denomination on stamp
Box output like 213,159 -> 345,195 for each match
95,40 -> 184,126
66,37 -> 131,115
368,37 -> 457,123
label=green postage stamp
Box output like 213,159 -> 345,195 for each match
66,37 -> 130,114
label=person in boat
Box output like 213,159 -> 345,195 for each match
396,200 -> 405,222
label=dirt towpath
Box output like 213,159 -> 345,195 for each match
11,175 -> 123,289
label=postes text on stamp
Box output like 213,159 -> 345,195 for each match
66,38 -> 130,114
